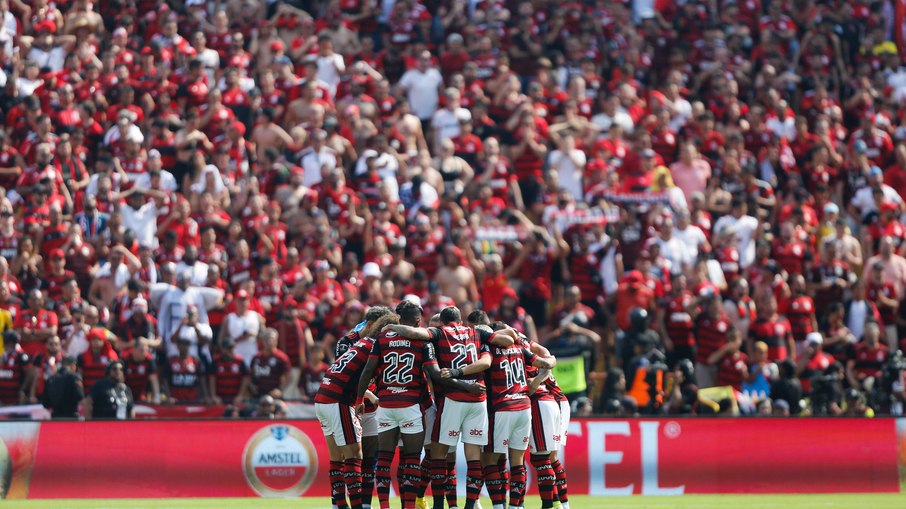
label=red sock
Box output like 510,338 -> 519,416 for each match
375,451 -> 394,509
483,464 -> 506,507
531,454 -> 556,508
330,460 -> 349,509
344,458 -> 363,509
401,453 -> 421,509
430,458 -> 447,509
417,456 -> 430,497
445,458 -> 458,508
551,458 -> 569,504
509,464 -> 527,508
464,460 -> 483,509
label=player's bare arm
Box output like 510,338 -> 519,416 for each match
528,368 -> 552,394
440,354 -> 491,378
383,324 -> 431,340
354,356 -> 379,414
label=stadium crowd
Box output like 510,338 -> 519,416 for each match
0,0 -> 904,418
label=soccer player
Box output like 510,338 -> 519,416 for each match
385,306 -> 516,509
444,321 -> 555,509
316,308 -> 393,509
356,301 -> 482,509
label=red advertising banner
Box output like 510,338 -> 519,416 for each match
0,418 -> 898,499
561,418 -> 898,495
27,421 -> 331,499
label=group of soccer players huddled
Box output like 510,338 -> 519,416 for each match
314,302 -> 570,509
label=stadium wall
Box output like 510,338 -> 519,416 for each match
0,418 -> 900,499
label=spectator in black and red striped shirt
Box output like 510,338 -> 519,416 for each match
210,338 -> 250,406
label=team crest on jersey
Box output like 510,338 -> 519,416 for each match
775,324 -> 784,335
243,424 -> 318,497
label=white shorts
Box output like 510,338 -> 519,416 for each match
361,410 -> 378,438
490,409 -> 532,454
559,400 -> 571,447
423,404 -> 437,446
529,399 -> 561,454
433,398 -> 489,447
377,404 -> 424,434
315,402 -> 361,447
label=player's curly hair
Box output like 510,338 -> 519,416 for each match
365,306 -> 393,322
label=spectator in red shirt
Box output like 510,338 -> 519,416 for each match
249,328 -> 290,399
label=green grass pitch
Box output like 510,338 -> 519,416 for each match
3,494 -> 905,509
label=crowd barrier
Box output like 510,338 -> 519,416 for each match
0,418 -> 900,499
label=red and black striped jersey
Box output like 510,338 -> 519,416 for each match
122,350 -> 156,401
168,356 -> 202,402
427,325 -> 492,403
0,347 -> 29,404
521,337 -> 556,403
784,296 -> 815,342
486,344 -> 536,412
665,292 -> 696,348
315,335 -> 375,405
749,317 -> 792,362
214,353 -> 248,400
717,352 -> 748,390
370,330 -> 435,408
78,348 -> 117,392
694,314 -> 730,365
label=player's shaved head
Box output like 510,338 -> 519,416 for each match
429,314 -> 442,327
466,310 -> 489,326
440,306 -> 461,325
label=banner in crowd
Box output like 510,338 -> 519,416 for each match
0,418 -> 898,498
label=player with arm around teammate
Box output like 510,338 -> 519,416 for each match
444,320 -> 555,509
384,306 -> 517,509
315,307 -> 393,509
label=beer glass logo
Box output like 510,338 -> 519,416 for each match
243,424 -> 317,497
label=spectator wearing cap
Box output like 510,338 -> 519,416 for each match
41,354 -> 83,418
42,248 -> 73,303
77,326 -> 118,392
115,297 -> 160,352
795,332 -> 835,394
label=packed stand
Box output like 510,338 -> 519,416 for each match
0,0 -> 903,418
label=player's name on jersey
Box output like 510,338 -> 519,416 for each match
388,339 -> 412,348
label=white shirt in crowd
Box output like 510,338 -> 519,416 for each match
120,201 -> 159,249
316,53 -> 345,96
431,107 -> 470,146
167,323 -> 214,359
299,146 -> 338,187
398,67 -> 443,120
224,311 -> 263,366
548,149 -> 587,201
712,214 -> 760,268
